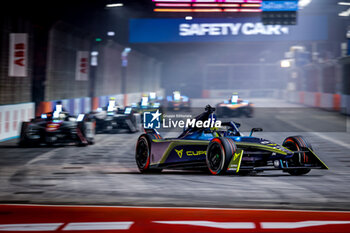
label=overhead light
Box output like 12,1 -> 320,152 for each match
338,2 -> 350,6
106,3 -> 123,8
156,3 -> 191,7
91,51 -> 99,56
299,0 -> 312,9
280,59 -> 291,68
107,31 -> 115,36
339,8 -> 350,16
185,16 -> 193,20
124,47 -> 131,53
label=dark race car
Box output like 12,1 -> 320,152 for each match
132,94 -> 163,120
164,91 -> 191,111
135,105 -> 328,175
19,111 -> 95,147
92,106 -> 141,134
216,93 -> 254,117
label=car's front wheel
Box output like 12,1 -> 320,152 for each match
282,136 -> 311,176
206,137 -> 236,175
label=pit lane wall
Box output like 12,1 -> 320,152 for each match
0,102 -> 34,141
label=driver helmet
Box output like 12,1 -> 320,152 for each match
231,92 -> 239,104
107,97 -> 117,112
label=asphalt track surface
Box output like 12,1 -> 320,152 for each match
0,98 -> 350,211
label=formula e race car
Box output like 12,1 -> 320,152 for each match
216,93 -> 253,117
135,105 -> 328,175
19,110 -> 95,147
91,98 -> 141,133
164,91 -> 191,111
133,93 -> 162,116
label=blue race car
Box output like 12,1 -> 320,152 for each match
135,105 -> 328,175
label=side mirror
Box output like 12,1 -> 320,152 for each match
249,128 -> 263,137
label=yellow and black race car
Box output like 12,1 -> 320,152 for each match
135,105 -> 328,176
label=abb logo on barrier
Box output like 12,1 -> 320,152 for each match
75,51 -> 89,81
14,43 -> 25,67
12,110 -> 18,131
8,33 -> 27,77
80,58 -> 88,74
5,111 -> 10,133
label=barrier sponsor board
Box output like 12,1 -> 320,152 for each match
75,51 -> 89,81
129,16 -> 328,43
0,102 -> 34,141
8,33 -> 28,77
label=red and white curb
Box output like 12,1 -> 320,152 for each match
0,204 -> 350,232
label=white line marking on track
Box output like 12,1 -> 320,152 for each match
153,221 -> 255,229
261,221 -> 350,229
275,115 -> 350,150
0,223 -> 63,231
62,222 -> 134,231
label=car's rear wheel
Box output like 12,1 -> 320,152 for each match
18,122 -> 34,147
245,106 -> 253,118
206,137 -> 236,175
282,136 -> 311,176
135,134 -> 162,173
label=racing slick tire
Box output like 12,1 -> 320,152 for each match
135,134 -> 162,173
206,137 -> 236,175
127,115 -> 139,134
76,122 -> 93,147
244,106 -> 254,118
282,136 -> 312,176
18,122 -> 30,147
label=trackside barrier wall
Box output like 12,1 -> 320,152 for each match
0,102 -> 35,141
39,89 -> 165,116
286,91 -> 344,113
201,89 -> 286,99
341,95 -> 350,115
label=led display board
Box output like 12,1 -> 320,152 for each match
261,0 -> 299,12
129,16 -> 327,43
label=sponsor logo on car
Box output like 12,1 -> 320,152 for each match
187,151 -> 206,156
175,149 -> 183,158
175,149 -> 207,158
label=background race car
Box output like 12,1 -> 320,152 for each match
136,105 -> 327,175
164,91 -> 191,111
91,98 -> 141,133
133,93 -> 163,116
216,93 -> 254,117
19,107 -> 95,147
